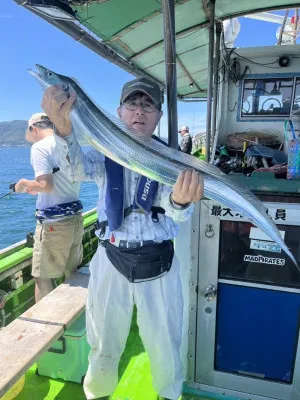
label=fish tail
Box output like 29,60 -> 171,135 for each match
279,239 -> 299,271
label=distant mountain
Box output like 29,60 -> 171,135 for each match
0,120 -> 169,148
0,120 -> 29,147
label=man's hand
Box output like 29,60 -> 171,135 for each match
14,179 -> 27,193
41,85 -> 76,137
14,176 -> 53,194
171,170 -> 203,206
26,189 -> 38,196
15,179 -> 37,194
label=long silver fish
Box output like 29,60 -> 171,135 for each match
29,64 -> 298,268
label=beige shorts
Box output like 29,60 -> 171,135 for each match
32,214 -> 84,279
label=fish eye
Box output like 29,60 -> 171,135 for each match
47,71 -> 53,78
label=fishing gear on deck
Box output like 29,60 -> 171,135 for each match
0,183 -> 16,200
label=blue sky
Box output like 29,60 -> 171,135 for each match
0,1 -> 293,137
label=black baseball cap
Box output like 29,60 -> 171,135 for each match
120,77 -> 164,108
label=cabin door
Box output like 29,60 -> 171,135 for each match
188,199 -> 300,400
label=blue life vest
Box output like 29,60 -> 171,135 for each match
104,135 -> 168,231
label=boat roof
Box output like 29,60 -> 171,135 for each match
17,0 -> 300,99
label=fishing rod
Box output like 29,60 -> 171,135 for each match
0,183 -> 16,200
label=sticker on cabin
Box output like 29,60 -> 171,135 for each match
249,227 -> 284,253
250,239 -> 281,253
243,254 -> 286,266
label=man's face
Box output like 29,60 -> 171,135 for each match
180,129 -> 188,136
117,93 -> 162,137
25,126 -> 37,143
25,125 -> 45,143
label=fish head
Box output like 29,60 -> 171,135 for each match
28,64 -> 71,92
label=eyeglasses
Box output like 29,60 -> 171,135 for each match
122,99 -> 158,113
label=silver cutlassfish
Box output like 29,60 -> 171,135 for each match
28,64 -> 298,268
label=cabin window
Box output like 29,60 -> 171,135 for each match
241,77 -> 293,118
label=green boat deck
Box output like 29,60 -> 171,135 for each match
0,221 -> 209,400
1,309 -> 207,400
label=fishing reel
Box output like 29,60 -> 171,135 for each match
9,183 -> 16,192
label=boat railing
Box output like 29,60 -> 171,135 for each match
0,208 -> 98,327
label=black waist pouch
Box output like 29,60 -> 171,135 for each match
104,240 -> 174,283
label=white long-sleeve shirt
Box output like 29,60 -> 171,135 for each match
54,133 -> 194,242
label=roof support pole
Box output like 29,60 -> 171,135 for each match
205,0 -> 215,162
293,8 -> 299,44
277,9 -> 289,45
162,0 -> 179,149
210,21 -> 222,163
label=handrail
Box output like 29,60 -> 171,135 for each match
0,209 -> 97,274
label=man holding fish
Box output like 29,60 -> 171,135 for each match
31,64 -> 297,269
41,76 -> 203,400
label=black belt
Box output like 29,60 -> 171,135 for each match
96,206 -> 166,238
99,239 -> 166,249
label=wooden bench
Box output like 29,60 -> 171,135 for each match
0,269 -> 89,397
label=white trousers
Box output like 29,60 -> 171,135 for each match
83,245 -> 184,400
